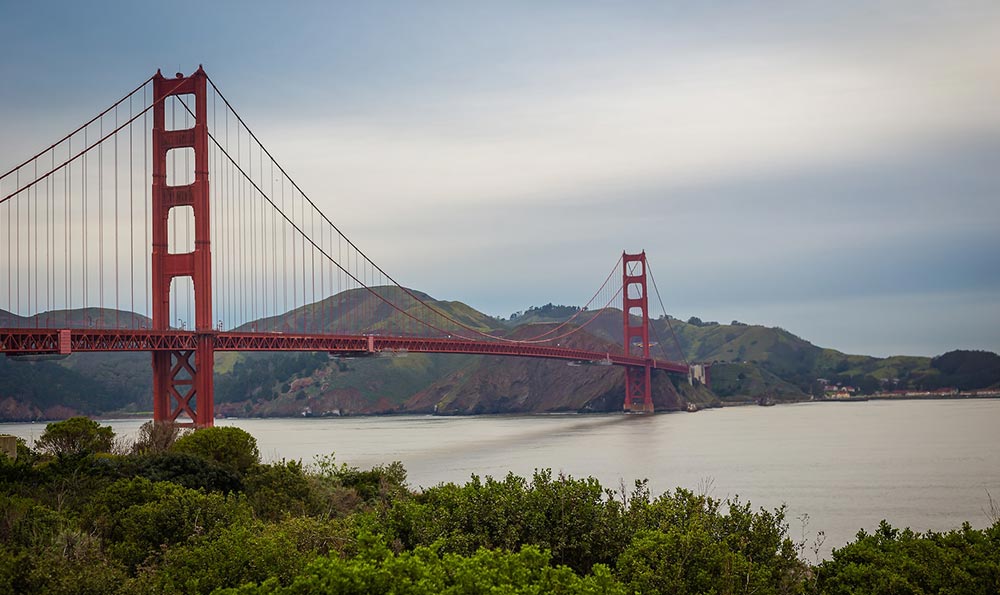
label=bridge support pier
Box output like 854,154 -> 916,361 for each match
150,67 -> 214,427
624,365 -> 653,413
152,347 -> 213,427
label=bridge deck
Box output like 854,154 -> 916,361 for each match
0,328 -> 689,374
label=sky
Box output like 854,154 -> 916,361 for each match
1,1 -> 999,357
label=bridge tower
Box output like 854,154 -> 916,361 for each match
151,67 -> 214,427
623,251 -> 653,412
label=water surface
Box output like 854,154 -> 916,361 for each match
5,399 -> 999,558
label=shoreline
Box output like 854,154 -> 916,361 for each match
3,393 -> 999,425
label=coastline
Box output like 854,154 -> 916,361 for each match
3,392 -> 999,425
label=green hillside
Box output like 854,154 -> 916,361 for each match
2,297 -> 998,420
241,286 -> 503,336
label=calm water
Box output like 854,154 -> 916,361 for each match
5,399 -> 999,558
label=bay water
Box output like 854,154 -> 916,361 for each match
5,399 -> 999,559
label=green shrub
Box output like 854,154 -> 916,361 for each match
171,426 -> 260,475
35,417 -> 115,457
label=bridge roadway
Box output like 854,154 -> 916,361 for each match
0,328 -> 690,375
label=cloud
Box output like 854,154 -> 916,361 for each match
258,18 -> 1000,226
2,1 -> 999,355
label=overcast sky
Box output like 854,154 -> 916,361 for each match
2,1 -> 998,357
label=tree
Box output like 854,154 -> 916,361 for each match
214,538 -> 626,595
131,421 -> 185,455
34,417 -> 115,457
171,427 -> 260,475
368,469 -> 629,574
84,477 -> 252,571
814,520 -> 1000,594
127,451 -> 243,493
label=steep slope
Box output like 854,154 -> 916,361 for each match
403,323 -> 705,414
214,351 -> 477,416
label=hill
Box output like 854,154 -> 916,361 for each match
0,308 -> 153,420
1,297 -> 998,421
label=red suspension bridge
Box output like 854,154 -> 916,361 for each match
0,67 -> 705,426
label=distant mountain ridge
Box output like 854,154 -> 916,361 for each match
1,295 -> 997,421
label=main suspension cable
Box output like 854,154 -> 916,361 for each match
0,76 -> 155,182
0,77 -> 190,207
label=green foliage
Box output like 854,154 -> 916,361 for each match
84,477 -> 252,570
507,303 -> 582,324
814,519 -> 1000,594
217,538 -> 625,595
685,316 -> 720,327
336,461 -> 409,505
127,451 -> 244,493
0,355 -> 137,418
216,352 -> 327,404
131,420 -> 186,455
1,424 -> 997,595
0,531 -> 130,595
0,493 -> 66,549
35,417 -> 115,457
171,426 -> 260,475
709,362 -> 805,400
128,517 -> 348,595
929,350 -> 1000,390
619,488 -> 804,594
367,469 -> 630,574
245,459 -> 317,521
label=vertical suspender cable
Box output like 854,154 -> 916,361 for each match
115,103 -> 120,328
262,147 -> 269,330
229,109 -> 236,328
6,176 -> 11,318
45,154 -> 51,321
51,149 -> 56,319
310,202 -> 315,332
185,99 -> 192,327
298,188 -> 304,331
248,128 -> 255,326
83,130 -> 87,319
129,91 -> 135,328
237,119 -> 244,328
210,90 -> 216,327
256,137 -> 262,327
171,99 -> 177,327
31,161 -> 36,325
223,101 -> 229,328
338,235 -> 342,332
144,84 -> 150,324
99,116 -> 104,326
16,170 -> 20,319
270,159 -> 276,331
65,137 -> 71,325
321,218 -> 326,332
212,91 -> 218,328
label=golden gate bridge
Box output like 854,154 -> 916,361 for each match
0,67 -> 705,426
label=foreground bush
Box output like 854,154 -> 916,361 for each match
2,422 -> 997,594
814,520 -> 1000,594
217,538 -> 624,595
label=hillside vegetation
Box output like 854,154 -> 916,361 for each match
2,295 -> 998,420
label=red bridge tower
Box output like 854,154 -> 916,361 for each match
622,251 -> 653,412
151,67 -> 214,427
